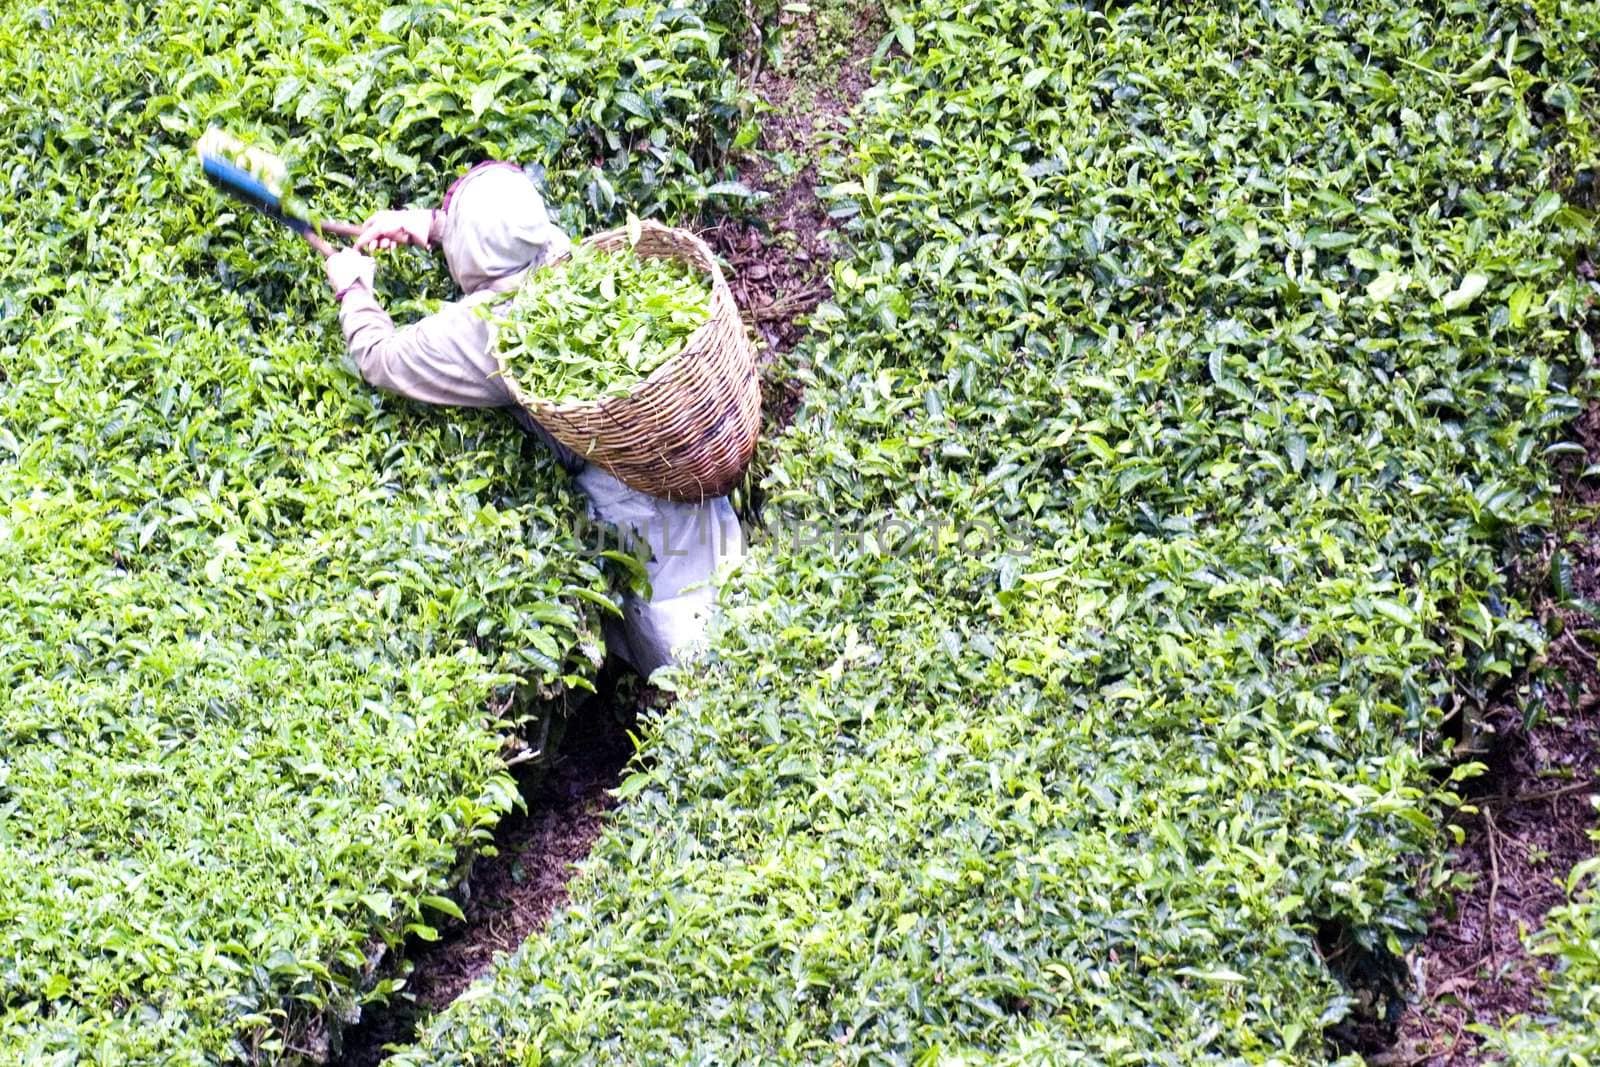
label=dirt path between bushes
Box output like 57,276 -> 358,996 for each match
331,691 -> 637,1066
1380,694 -> 1600,1064
332,8 -> 884,1062
709,0 -> 885,357
1375,381 -> 1600,1064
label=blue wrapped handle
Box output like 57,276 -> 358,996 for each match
199,153 -> 311,234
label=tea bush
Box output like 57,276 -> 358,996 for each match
402,0 -> 1600,1061
0,0 -> 749,1060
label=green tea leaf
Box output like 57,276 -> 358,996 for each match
1442,271 -> 1489,312
421,895 -> 466,923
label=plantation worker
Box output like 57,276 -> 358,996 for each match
322,162 -> 743,676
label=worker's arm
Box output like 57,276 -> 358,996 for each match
347,165 -> 517,256
350,163 -> 569,295
325,249 -> 582,468
353,208 -> 443,253
328,249 -> 510,407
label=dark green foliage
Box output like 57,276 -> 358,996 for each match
0,0 -> 749,1060
402,1 -> 1600,1062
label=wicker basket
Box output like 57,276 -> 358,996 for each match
497,220 -> 760,503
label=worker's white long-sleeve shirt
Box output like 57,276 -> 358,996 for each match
340,286 -> 509,408
339,162 -> 560,410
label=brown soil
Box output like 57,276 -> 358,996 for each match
330,687 -> 639,1066
709,0 -> 885,357
410,702 -> 636,1011
1375,365 -> 1600,1064
1379,704 -> 1600,1064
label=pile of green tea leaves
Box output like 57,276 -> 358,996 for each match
401,0 -> 1600,1062
0,0 -> 750,1061
494,242 -> 711,404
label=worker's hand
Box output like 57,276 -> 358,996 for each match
354,208 -> 437,252
325,248 -> 375,300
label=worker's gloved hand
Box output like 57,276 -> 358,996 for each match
354,208 -> 437,252
325,248 -> 375,300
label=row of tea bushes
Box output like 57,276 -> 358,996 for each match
0,0 -> 751,1059
400,0 -> 1600,1061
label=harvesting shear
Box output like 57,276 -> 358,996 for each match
196,138 -> 358,258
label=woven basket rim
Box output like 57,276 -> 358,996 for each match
495,220 -> 730,418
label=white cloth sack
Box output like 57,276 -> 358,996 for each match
577,467 -> 744,677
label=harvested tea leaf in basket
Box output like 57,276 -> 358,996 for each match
493,241 -> 712,405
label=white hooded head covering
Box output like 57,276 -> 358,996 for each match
441,165 -> 573,296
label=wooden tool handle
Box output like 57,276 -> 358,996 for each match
304,220 -> 360,255
303,230 -> 336,258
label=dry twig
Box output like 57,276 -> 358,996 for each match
1482,806 -> 1503,969
1475,778 -> 1596,808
